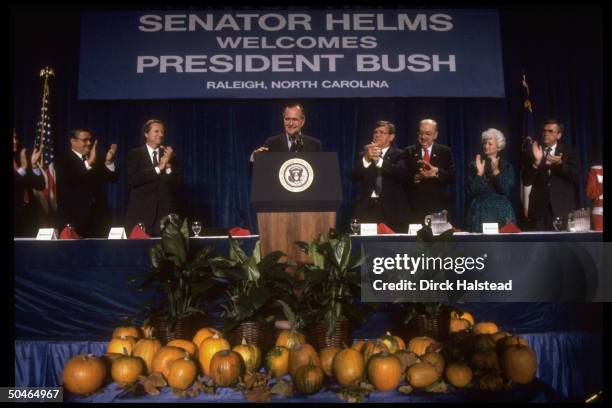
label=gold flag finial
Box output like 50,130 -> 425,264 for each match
39,66 -> 55,78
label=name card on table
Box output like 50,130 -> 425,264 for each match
408,224 -> 423,236
36,228 -> 58,240
108,227 -> 127,239
482,223 -> 499,234
360,223 -> 378,236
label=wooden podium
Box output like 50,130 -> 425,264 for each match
251,153 -> 343,263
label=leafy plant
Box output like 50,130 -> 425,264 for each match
209,238 -> 290,334
400,223 -> 454,326
295,229 -> 368,337
128,218 -> 221,331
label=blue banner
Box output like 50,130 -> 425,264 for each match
78,9 -> 505,99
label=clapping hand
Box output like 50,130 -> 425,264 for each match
19,148 -> 28,169
475,154 -> 486,176
87,140 -> 98,166
490,155 -> 500,176
30,147 -> 42,168
417,160 -> 439,178
105,144 -> 118,165
532,142 -> 543,166
546,153 -> 563,166
159,146 -> 173,170
365,143 -> 382,162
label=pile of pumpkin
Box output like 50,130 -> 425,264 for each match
62,311 -> 538,398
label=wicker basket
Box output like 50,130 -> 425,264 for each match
308,319 -> 352,351
228,321 -> 271,353
148,312 -> 208,344
404,311 -> 451,342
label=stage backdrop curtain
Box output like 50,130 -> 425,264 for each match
11,7 -> 601,232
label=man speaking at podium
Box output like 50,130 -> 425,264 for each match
251,103 -> 322,160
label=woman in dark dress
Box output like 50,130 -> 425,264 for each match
466,128 -> 516,232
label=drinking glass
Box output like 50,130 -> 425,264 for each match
567,212 -> 575,232
191,221 -> 202,237
350,219 -> 360,235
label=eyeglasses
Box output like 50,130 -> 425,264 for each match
542,129 -> 558,134
283,117 -> 302,123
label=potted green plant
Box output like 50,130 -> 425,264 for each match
209,238 -> 290,350
128,217 -> 222,342
397,224 -> 454,341
295,229 -> 369,349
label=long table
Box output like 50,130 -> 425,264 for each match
13,233 -> 603,400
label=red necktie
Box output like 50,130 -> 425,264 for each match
423,148 -> 430,163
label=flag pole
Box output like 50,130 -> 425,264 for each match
36,66 -> 54,168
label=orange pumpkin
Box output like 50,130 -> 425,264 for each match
192,327 -> 221,348
367,352 -> 402,391
198,333 -> 230,377
209,350 -> 244,387
470,351 -> 500,373
151,346 -> 186,379
406,362 -> 439,388
421,352 -> 445,376
473,322 -> 499,335
265,346 -> 290,378
449,318 -> 471,333
362,340 -> 389,364
332,348 -> 365,386
63,354 -> 107,396
167,339 -> 198,358
378,332 -> 404,353
351,340 -> 367,353
501,343 -> 537,384
167,354 -> 198,390
232,338 -> 262,373
288,343 -> 321,379
491,331 -> 511,344
450,310 -> 475,326
445,363 -> 473,388
472,334 -> 497,353
133,327 -> 162,375
294,362 -> 324,395
319,346 -> 341,377
407,336 -> 436,356
276,329 -> 306,349
500,336 -> 529,349
112,326 -> 142,340
107,335 -> 137,355
111,348 -> 144,385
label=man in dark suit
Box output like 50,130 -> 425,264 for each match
404,118 -> 455,225
351,121 -> 411,232
55,129 -> 118,237
125,119 -> 183,237
13,129 -> 45,237
250,103 -> 321,161
522,119 -> 580,230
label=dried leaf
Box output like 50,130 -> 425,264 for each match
398,385 -> 414,394
137,372 -> 167,396
193,379 -> 215,395
245,388 -> 272,403
425,380 -> 448,393
359,382 -> 375,392
270,380 -> 293,398
396,351 -> 419,373
337,383 -> 371,403
427,341 -> 444,354
198,374 -> 215,388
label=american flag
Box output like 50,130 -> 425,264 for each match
32,67 -> 57,223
